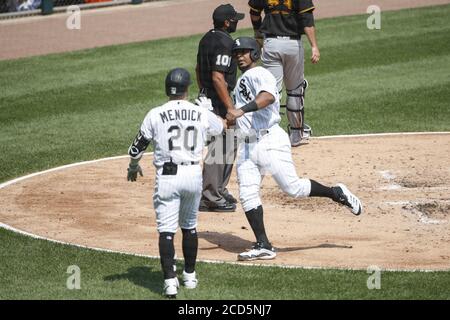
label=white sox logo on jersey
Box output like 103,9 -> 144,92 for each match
239,79 -> 252,102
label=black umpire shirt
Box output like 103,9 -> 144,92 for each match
249,0 -> 315,37
196,28 -> 237,118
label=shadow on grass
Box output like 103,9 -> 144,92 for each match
104,266 -> 162,296
199,231 -> 352,253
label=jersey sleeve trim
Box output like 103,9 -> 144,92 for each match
299,6 -> 315,13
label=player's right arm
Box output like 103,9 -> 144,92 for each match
226,70 -> 277,122
226,91 -> 275,123
127,112 -> 153,181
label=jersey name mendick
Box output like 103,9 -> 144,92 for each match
159,108 -> 202,124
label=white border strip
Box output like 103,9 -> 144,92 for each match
1,132 -> 450,272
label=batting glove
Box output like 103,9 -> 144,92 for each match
127,163 -> 143,182
195,96 -> 213,111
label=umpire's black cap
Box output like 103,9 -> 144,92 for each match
213,4 -> 245,22
165,68 -> 192,97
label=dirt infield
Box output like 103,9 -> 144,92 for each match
1,0 -> 450,60
1,133 -> 449,270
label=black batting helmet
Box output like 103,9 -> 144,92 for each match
232,37 -> 261,62
165,68 -> 192,97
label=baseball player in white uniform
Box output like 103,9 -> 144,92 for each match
226,38 -> 362,261
127,68 -> 224,298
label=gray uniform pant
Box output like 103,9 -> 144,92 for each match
262,37 -> 306,131
202,130 -> 237,205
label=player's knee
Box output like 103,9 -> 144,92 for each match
181,227 -> 197,237
241,195 -> 262,212
282,179 -> 311,198
157,225 -> 178,234
179,219 -> 197,231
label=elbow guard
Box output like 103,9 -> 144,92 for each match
128,130 -> 150,159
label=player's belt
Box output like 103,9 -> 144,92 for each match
255,129 -> 270,141
177,161 -> 200,166
265,34 -> 301,40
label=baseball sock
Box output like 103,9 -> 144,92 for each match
181,228 -> 198,274
245,205 -> 271,247
159,232 -> 177,279
309,179 -> 335,199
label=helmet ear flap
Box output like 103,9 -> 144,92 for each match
251,49 -> 261,62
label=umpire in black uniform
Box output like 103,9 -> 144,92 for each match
196,4 -> 244,212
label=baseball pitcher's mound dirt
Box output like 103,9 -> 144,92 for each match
1,133 -> 449,270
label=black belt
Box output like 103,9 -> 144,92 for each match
243,129 -> 270,143
265,34 -> 301,40
177,161 -> 200,166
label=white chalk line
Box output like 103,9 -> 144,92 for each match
1,132 -> 450,273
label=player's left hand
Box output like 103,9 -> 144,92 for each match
311,46 -> 320,64
195,96 -> 213,111
127,164 -> 143,182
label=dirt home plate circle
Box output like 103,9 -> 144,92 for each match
1,133 -> 449,271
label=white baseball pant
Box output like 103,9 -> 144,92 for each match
236,125 -> 311,212
153,165 -> 202,233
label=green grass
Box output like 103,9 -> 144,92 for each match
1,4 -> 450,299
1,228 -> 449,299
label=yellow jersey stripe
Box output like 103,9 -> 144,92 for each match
299,6 -> 315,13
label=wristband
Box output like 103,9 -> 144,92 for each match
241,100 -> 258,113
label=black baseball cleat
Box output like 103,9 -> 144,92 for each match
332,183 -> 362,215
222,193 -> 238,204
199,201 -> 236,212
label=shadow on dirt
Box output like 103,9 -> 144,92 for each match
198,231 -> 352,253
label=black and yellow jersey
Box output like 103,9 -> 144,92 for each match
249,0 -> 315,37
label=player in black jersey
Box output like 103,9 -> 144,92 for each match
195,4 -> 244,212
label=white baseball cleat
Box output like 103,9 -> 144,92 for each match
303,123 -> 312,140
238,242 -> 277,261
163,277 -> 179,298
334,183 -> 362,215
182,271 -> 198,289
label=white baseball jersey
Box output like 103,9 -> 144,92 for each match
140,100 -> 223,167
139,99 -> 223,233
233,66 -> 281,133
233,66 -> 311,212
